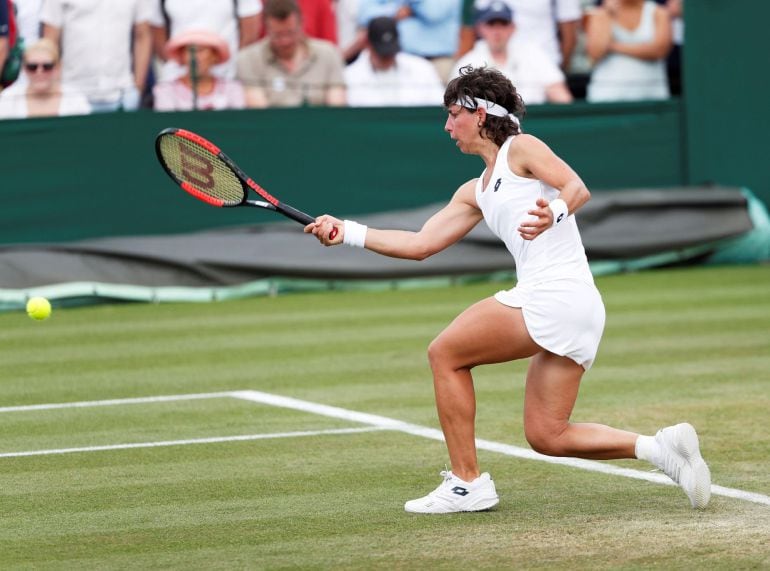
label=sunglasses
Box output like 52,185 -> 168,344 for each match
25,62 -> 56,72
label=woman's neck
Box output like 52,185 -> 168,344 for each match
477,139 -> 502,172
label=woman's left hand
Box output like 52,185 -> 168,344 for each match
518,198 -> 554,240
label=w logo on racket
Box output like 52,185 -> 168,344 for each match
179,140 -> 216,191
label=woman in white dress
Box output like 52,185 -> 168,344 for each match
0,38 -> 90,119
306,65 -> 710,513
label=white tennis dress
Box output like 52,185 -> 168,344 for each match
475,136 -> 605,369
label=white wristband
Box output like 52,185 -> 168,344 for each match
343,220 -> 368,248
548,198 -> 568,227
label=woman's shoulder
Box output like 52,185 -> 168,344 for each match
452,178 -> 482,209
508,133 -> 543,151
507,133 -> 556,168
0,88 -> 23,119
457,178 -> 478,193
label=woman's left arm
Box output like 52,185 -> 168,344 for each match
511,135 -> 591,240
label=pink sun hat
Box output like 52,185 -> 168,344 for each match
164,30 -> 231,65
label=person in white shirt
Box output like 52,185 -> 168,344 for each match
14,0 -> 43,45
149,0 -> 262,82
41,0 -> 153,112
474,0 -> 581,69
453,2 -> 572,105
305,65 -> 711,515
345,16 -> 444,107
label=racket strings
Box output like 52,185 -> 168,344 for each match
159,135 -> 244,206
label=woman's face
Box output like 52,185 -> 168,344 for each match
24,49 -> 59,93
444,105 -> 480,153
182,45 -> 217,76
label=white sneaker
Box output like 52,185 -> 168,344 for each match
404,470 -> 499,514
654,423 -> 711,509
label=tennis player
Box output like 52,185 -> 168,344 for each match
305,65 -> 711,513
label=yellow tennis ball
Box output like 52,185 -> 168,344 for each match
26,297 -> 52,321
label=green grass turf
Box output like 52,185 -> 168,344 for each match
0,265 -> 768,569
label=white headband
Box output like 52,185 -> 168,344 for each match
454,96 -> 520,127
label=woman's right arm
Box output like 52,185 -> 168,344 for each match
305,179 -> 484,261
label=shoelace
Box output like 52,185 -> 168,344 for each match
427,470 -> 456,498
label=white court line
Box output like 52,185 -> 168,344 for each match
0,427 -> 385,458
231,389 -> 770,507
0,391 -> 236,413
2,390 -> 768,507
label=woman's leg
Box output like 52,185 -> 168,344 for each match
427,297 -> 541,482
523,352 -> 711,508
523,351 -> 638,459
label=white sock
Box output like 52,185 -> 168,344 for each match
635,435 -> 660,464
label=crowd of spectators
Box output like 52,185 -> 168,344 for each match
0,0 -> 684,119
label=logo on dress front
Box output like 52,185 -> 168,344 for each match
493,178 -> 502,192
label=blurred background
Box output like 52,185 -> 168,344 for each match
0,0 -> 768,307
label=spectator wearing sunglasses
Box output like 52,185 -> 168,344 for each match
0,37 -> 90,118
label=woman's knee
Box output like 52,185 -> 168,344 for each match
427,334 -> 465,373
524,422 -> 571,457
427,335 -> 449,369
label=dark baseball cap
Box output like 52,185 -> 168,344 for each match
367,16 -> 400,57
475,1 -> 513,25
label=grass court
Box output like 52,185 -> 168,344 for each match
1,265 -> 768,569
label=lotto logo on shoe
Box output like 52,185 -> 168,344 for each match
451,486 -> 469,496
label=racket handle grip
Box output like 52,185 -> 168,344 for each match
281,204 -> 338,241
280,204 -> 316,226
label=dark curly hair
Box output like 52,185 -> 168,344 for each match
443,65 -> 525,146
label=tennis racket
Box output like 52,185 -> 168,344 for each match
155,127 -> 336,238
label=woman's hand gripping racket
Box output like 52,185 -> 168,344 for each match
155,128 -> 336,239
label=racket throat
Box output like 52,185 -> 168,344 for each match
245,200 -> 277,211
